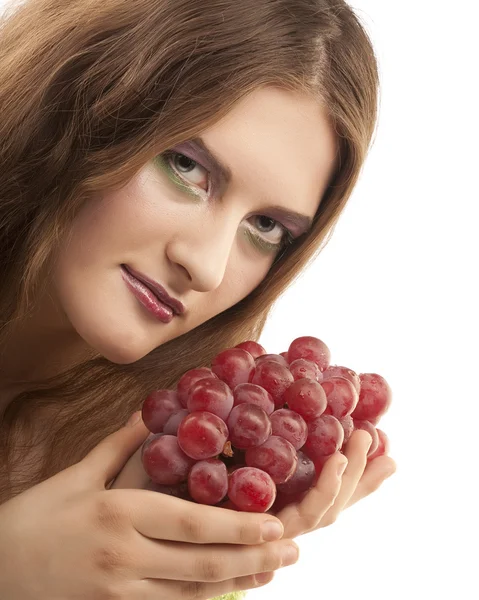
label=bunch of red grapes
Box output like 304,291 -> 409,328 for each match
141,336 -> 391,513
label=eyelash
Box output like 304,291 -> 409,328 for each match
158,150 -> 296,253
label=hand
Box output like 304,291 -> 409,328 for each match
114,425 -> 396,545
108,428 -> 156,491
0,413 -> 298,600
273,429 -> 397,538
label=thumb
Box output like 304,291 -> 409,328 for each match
81,411 -> 150,487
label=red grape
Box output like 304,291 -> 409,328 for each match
141,432 -> 163,460
273,490 -> 308,511
353,419 -> 380,456
227,464 -> 243,475
145,480 -> 190,499
163,409 -> 189,435
141,389 -> 182,433
177,411 -> 229,460
304,414 -> 344,460
323,365 -> 360,393
211,348 -> 255,389
288,336 -> 331,372
368,428 -> 390,461
277,450 -> 315,495
228,467 -> 276,512
339,414 -> 354,445
188,459 -> 228,505
289,358 -> 321,382
140,335 -> 393,514
227,403 -> 272,449
235,340 -> 266,359
270,408 -> 308,450
255,353 -> 289,368
187,378 -> 234,421
321,376 -> 359,419
142,435 -> 195,485
283,378 -> 327,422
245,435 -> 297,484
218,499 -> 240,511
233,383 -> 275,415
177,368 -> 217,407
312,454 -> 330,480
250,360 -> 294,408
352,373 -> 392,422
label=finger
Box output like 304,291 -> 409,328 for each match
78,412 -> 150,488
275,452 -> 348,539
317,429 -> 372,528
133,571 -> 275,600
122,488 -> 285,545
137,537 -> 299,581
109,434 -> 156,490
344,454 -> 396,509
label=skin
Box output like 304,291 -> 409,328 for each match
111,422 -> 396,597
0,85 -> 397,598
0,86 -> 337,401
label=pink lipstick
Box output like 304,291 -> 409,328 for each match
121,265 -> 184,323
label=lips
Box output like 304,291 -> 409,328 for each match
121,265 -> 185,316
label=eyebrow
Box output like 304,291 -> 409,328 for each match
189,136 -> 314,236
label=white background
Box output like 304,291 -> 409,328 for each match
254,1 -> 479,599
1,1 -> 478,599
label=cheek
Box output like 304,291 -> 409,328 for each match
63,171 -> 166,264
234,235 -> 275,293
212,256 -> 272,313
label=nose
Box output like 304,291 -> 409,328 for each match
165,212 -> 239,293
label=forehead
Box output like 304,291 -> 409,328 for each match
199,86 -> 338,219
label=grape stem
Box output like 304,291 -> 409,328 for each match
222,441 -> 234,457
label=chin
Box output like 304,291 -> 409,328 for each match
58,279 -> 186,365
99,343 -> 150,365
73,317 -> 155,365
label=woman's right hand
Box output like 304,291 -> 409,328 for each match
0,412 -> 300,600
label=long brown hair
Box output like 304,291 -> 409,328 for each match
0,0 -> 380,502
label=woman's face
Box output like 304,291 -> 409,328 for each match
53,86 -> 338,364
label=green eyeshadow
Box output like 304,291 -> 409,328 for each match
154,152 -> 284,254
242,227 -> 281,255
154,153 -> 203,202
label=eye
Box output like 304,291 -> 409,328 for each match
167,152 -> 209,192
248,215 -> 289,245
161,150 -> 295,252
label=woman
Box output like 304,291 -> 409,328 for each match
0,0 -> 396,598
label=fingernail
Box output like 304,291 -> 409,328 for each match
262,520 -> 284,541
281,544 -> 299,566
126,411 -> 142,427
255,572 -> 274,585
337,459 -> 348,477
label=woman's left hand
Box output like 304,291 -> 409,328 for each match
271,429 -> 397,539
111,424 -> 397,541
108,427 -> 155,490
